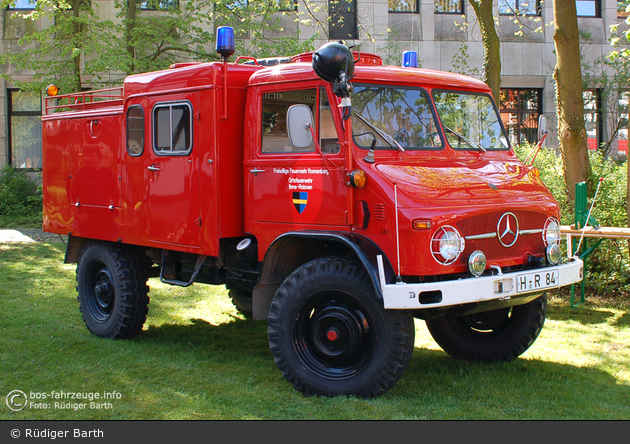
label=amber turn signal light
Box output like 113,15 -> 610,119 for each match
413,219 -> 432,230
46,84 -> 59,97
349,169 -> 367,188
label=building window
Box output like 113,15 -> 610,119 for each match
140,0 -> 179,10
499,89 -> 542,146
276,0 -> 297,12
616,91 -> 628,155
8,90 -> 42,169
618,0 -> 629,19
6,0 -> 36,9
435,0 -> 464,13
576,0 -> 599,17
329,0 -> 358,40
499,0 -> 541,15
584,90 -> 601,151
390,0 -> 419,13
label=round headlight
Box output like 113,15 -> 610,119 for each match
468,250 -> 487,277
431,226 -> 464,265
546,243 -> 561,265
543,217 -> 561,246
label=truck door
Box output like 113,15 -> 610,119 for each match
147,95 -> 201,246
248,87 -> 347,227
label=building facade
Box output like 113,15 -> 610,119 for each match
1,0 -> 628,170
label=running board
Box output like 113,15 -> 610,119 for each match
159,251 -> 207,287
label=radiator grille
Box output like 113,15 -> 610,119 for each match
456,210 -> 548,263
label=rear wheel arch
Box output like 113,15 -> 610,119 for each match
252,232 -> 394,320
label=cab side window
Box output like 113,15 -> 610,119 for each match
127,105 -> 144,156
153,102 -> 192,154
262,89 -> 317,153
319,87 -> 340,154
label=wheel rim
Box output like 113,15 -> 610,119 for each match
453,307 -> 513,338
84,259 -> 115,323
294,292 -> 375,380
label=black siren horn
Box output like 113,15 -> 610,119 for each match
312,41 -> 355,82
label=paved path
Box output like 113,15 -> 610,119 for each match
0,228 -> 67,243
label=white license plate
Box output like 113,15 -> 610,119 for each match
516,269 -> 559,293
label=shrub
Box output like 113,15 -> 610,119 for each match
514,144 -> 630,294
0,166 -> 43,228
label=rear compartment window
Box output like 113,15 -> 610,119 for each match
152,102 -> 192,154
127,105 -> 145,156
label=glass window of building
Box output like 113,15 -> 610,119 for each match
8,90 -> 42,169
435,0 -> 464,13
618,0 -> 629,18
499,0 -> 540,15
576,0 -> 599,16
329,0 -> 358,40
6,0 -> 36,9
584,89 -> 601,151
499,89 -> 542,145
140,0 -> 179,10
617,91 -> 628,155
390,0 -> 419,12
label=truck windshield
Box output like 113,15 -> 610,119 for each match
433,91 -> 509,151
351,85 -> 442,150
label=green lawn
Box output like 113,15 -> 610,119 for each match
1,242 -> 629,420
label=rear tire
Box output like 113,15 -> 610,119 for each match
76,242 -> 150,339
426,294 -> 547,362
268,257 -> 415,399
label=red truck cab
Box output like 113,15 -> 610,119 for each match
42,29 -> 583,399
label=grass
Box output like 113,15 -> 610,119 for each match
1,242 -> 629,420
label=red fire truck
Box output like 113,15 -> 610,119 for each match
42,27 -> 583,399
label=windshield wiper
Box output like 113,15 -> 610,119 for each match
355,113 -> 405,152
444,126 -> 486,152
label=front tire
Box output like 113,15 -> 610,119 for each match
426,294 -> 547,362
268,257 -> 415,399
76,242 -> 150,339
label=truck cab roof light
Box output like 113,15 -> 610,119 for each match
402,51 -> 418,68
216,26 -> 235,62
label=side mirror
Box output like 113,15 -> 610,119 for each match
287,104 -> 314,150
537,115 -> 547,148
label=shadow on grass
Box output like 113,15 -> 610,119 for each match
126,316 -> 629,417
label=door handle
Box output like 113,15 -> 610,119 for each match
148,165 -> 160,172
250,168 -> 266,176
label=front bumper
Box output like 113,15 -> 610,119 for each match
378,256 -> 584,310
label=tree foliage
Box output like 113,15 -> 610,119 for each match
0,0 -> 317,92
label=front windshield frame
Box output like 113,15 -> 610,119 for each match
432,89 -> 511,152
351,83 -> 445,151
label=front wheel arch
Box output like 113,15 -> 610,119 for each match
252,232 -> 394,320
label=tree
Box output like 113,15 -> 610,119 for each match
552,0 -> 592,199
0,0 -> 116,92
116,0 -> 219,76
468,0 -> 501,104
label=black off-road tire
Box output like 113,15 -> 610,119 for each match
76,242 -> 150,339
268,256 -> 415,399
228,289 -> 253,317
425,294 -> 547,363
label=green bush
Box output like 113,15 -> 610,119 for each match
0,166 -> 43,228
514,144 -> 630,294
